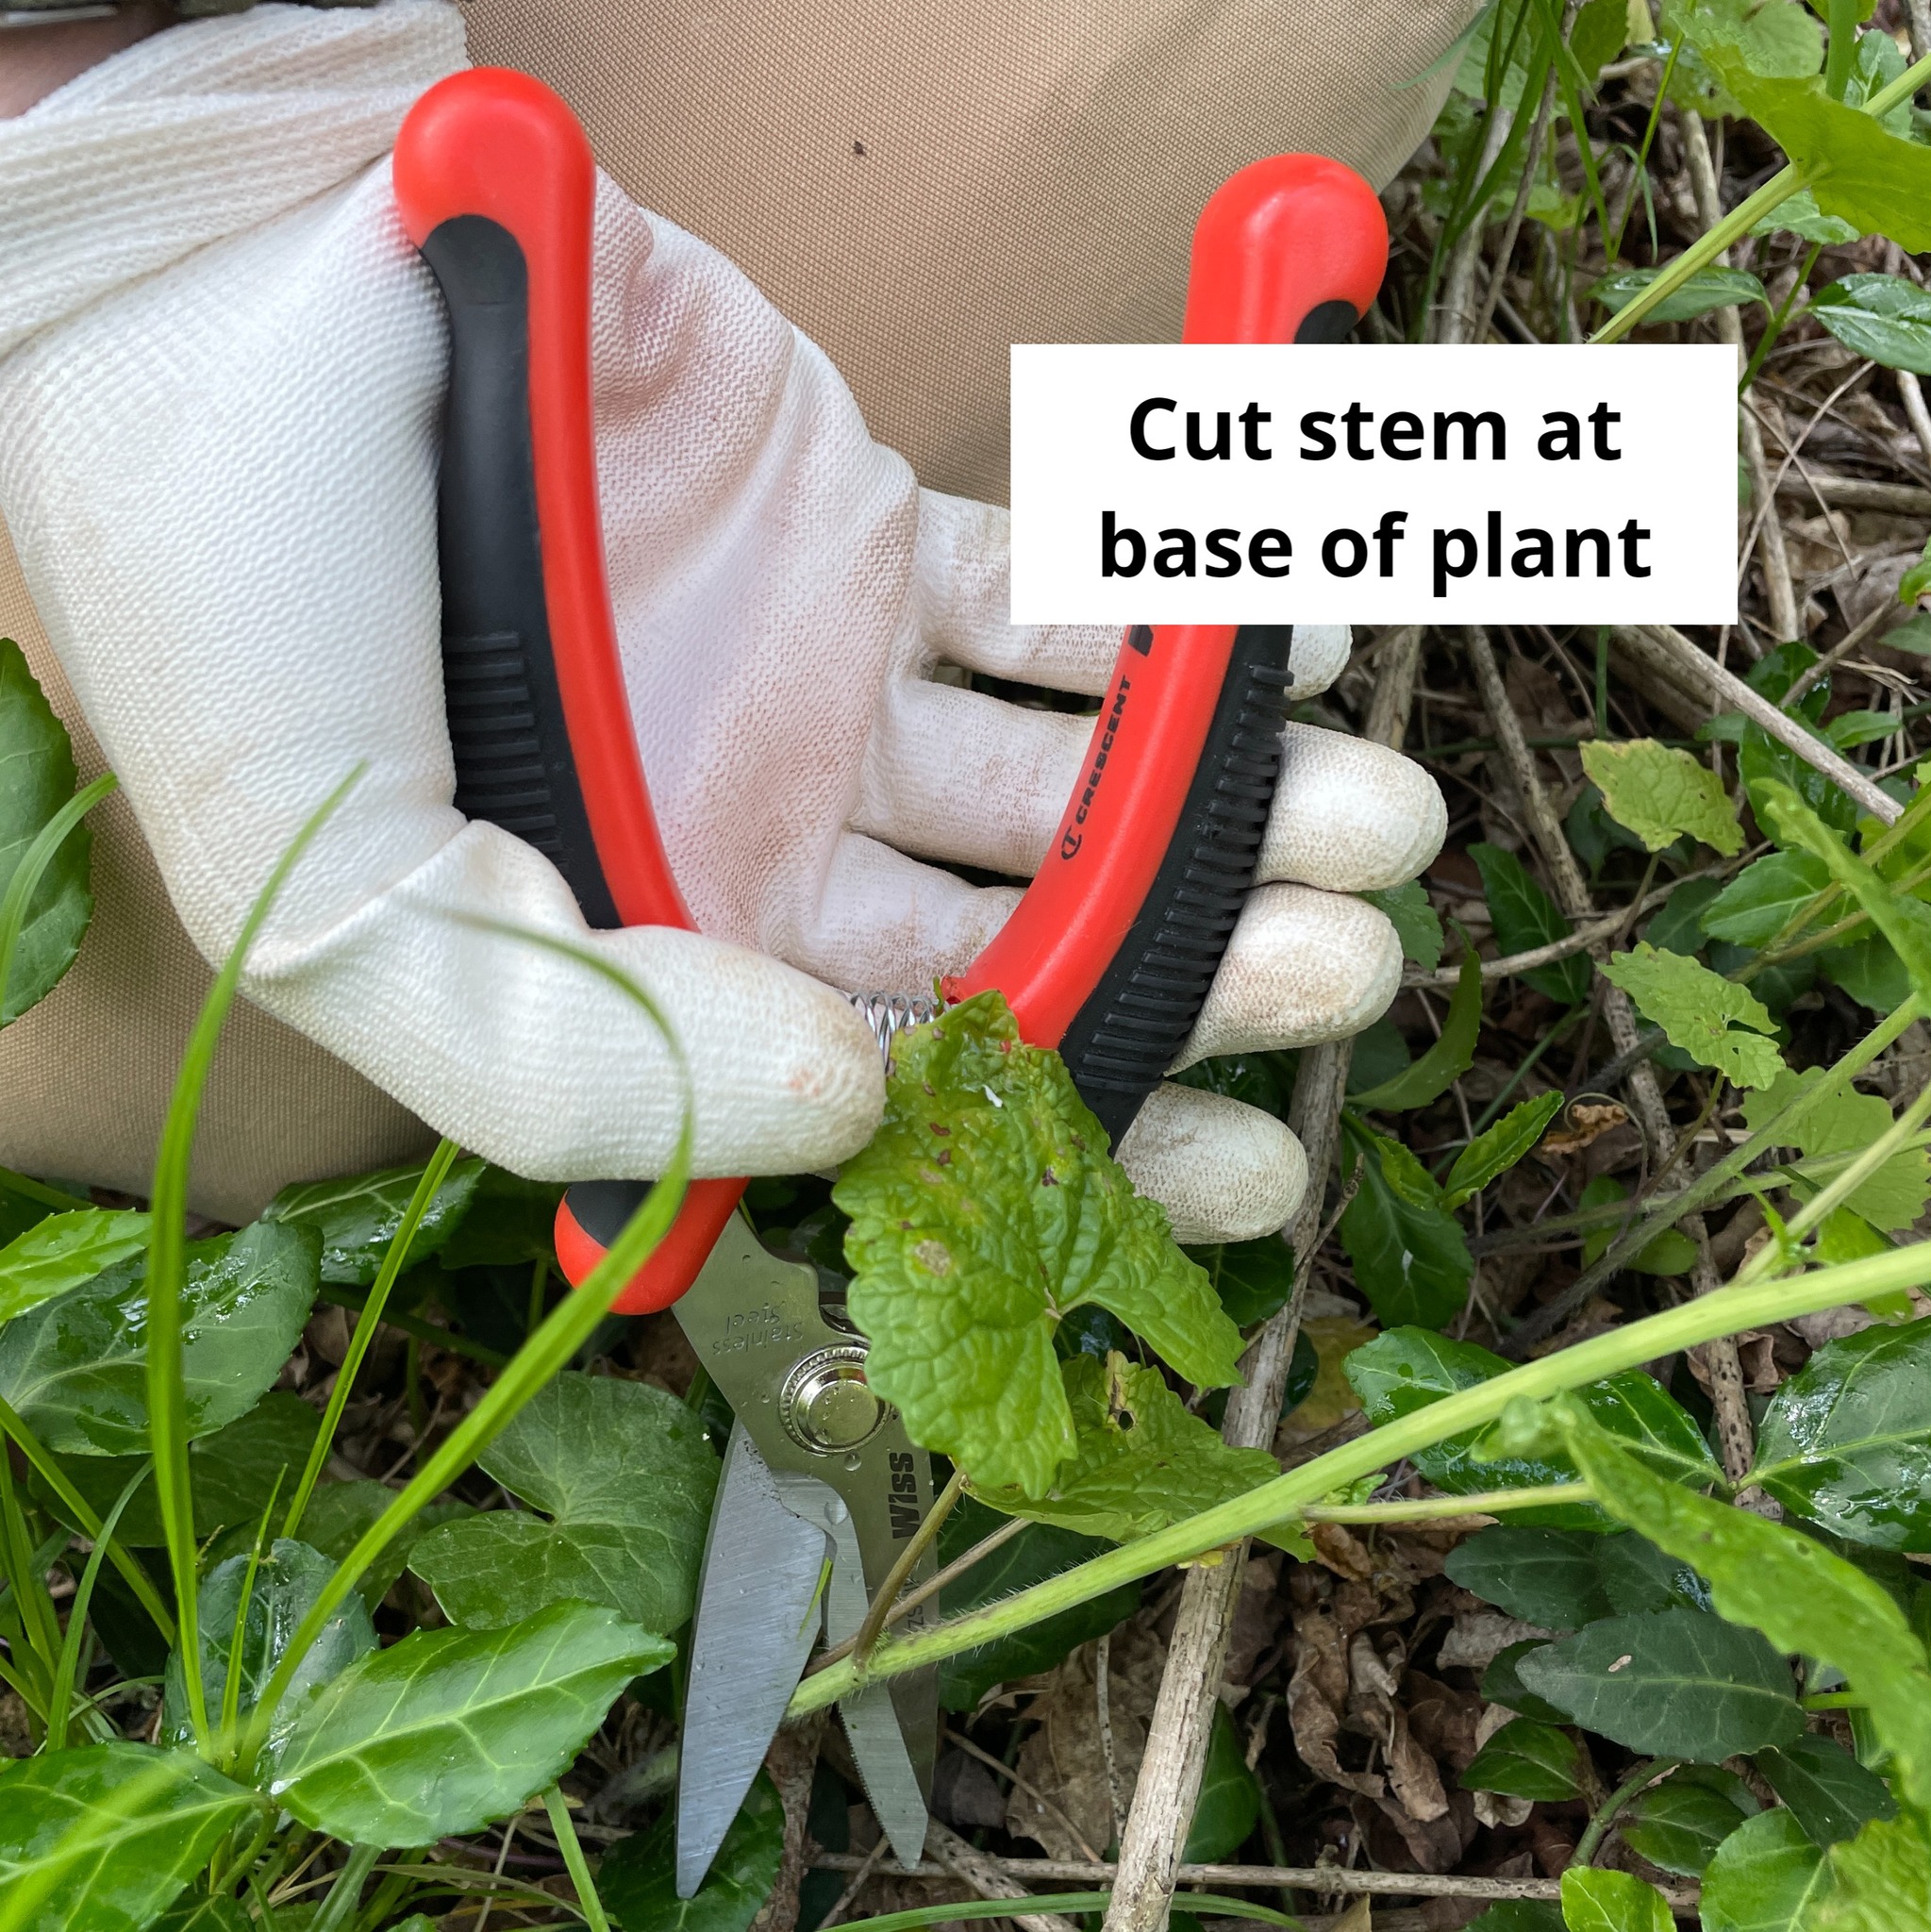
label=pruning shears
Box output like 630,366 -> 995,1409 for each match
393,68 -> 1386,1895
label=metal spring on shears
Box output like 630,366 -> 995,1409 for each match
848,991 -> 941,1059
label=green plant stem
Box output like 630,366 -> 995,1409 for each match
1573,1757 -> 1677,1868
281,1139 -> 461,1542
0,1390 -> 173,1642
1303,1483 -> 1593,1524
1740,241 -> 1823,392
315,1284 -> 507,1369
790,1237 -> 1931,1718
0,770 -> 116,1021
45,1468 -> 144,1753
1804,1691 -> 1867,1710
1824,0 -> 1859,99
0,1457 -> 58,1698
542,1788 -> 611,1932
854,1465 -> 965,1669
220,1483 -> 283,1752
309,1843 -> 382,1932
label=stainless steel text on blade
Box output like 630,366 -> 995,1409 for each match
675,1423 -> 830,1897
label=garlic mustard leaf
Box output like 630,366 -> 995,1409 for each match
1580,739 -> 1743,855
1598,942 -> 1783,1088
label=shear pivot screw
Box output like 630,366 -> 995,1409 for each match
780,1345 -> 887,1454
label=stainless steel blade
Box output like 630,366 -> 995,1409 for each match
676,1422 -> 830,1897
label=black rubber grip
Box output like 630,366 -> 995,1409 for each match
1057,626 -> 1295,1144
422,212 -> 620,930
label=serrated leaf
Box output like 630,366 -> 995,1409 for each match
599,1769 -> 785,1932
1750,184 -> 1861,242
1700,1807 -> 1834,1932
836,992 -> 1240,1496
1516,1608 -> 1803,1760
269,1601 -> 671,1845
268,1157 -> 486,1287
937,1494 -> 1140,1709
1815,1816 -> 1931,1932
1590,264 -> 1769,322
1352,949 -> 1482,1110
0,1220 -> 318,1455
1813,275 -> 1931,375
0,638 -> 94,1026
1758,1734 -> 1897,1848
1558,1866 -> 1673,1932
0,1210 -> 149,1324
1444,1091 -> 1564,1208
1598,942 -> 1783,1088
408,1372 -> 717,1633
1749,1317 -> 1931,1549
1445,1524 -> 1613,1628
1741,1069 -> 1930,1233
1472,842 -> 1590,1003
1359,880 -> 1444,971
162,1540 -> 375,1751
971,1353 -> 1275,1542
1461,1716 -> 1585,1800
0,1742 -> 259,1932
1338,1122 -> 1473,1328
1580,740 -> 1744,855
1701,851 -> 1832,946
1619,1767 -> 1756,1876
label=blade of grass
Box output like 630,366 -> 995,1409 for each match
0,771 -> 116,1023
542,1788 -> 611,1932
0,1442 -> 60,1699
219,1474 -> 287,1755
44,1465 -> 146,1752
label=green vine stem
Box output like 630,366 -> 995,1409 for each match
1302,1482 -> 1593,1524
790,1239 -> 1931,1719
1573,1757 -> 1678,1868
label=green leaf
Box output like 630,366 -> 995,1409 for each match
1338,1123 -> 1473,1329
1646,875 -> 1723,958
268,1157 -> 487,1287
1595,1530 -> 1712,1614
1444,1091 -> 1565,1208
1815,1816 -> 1931,1932
0,1220 -> 319,1455
1699,1807 -> 1834,1932
1461,1716 -> 1585,1800
1701,851 -> 1833,946
1558,1866 -> 1673,1932
971,1353 -> 1276,1543
268,1600 -> 672,1846
1184,1703 -> 1261,1860
937,1495 -> 1141,1710
1580,740 -> 1744,855
1901,539 -> 1931,609
1590,264 -> 1769,322
1572,0 -> 1631,77
836,991 -> 1241,1496
1187,1236 -> 1295,1328
1352,949 -> 1482,1110
299,1477 -> 474,1612
1472,842 -> 1590,1003
0,1209 -> 149,1324
1465,1908 -> 1565,1932
1741,1070 -> 1930,1234
1812,275 -> 1931,375
0,1742 -> 259,1932
1750,184 -> 1861,242
599,1769 -> 785,1932
1483,1641 -> 1573,1724
1444,1524 -> 1614,1627
153,1898 -> 252,1932
0,637 -> 94,1027
1819,930 -> 1913,1012
1579,1175 -> 1700,1278
1757,1734 -> 1897,1848
1516,1607 -> 1804,1759
438,1165 -> 566,1271
408,1372 -> 718,1633
1598,942 -> 1784,1089
162,1539 -> 375,1750
1749,1317 -> 1931,1549
1619,1767 -> 1756,1876
1359,880 -> 1444,972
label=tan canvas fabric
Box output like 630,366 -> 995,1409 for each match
1,0 -> 1473,1215
458,0 -> 1478,505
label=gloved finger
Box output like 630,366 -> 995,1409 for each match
1258,723 -> 1447,892
855,677 -> 1089,876
1174,883 -> 1401,1070
1116,1082 -> 1307,1244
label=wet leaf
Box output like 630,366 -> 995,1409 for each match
268,1157 -> 487,1287
299,1478 -> 474,1612
1812,275 -> 1931,375
1443,1091 -> 1565,1208
1461,1717 -> 1585,1800
599,1769 -> 785,1931
0,1210 -> 149,1324
1700,1807 -> 1834,1932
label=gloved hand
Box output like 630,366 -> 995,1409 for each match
0,0 -> 1444,1241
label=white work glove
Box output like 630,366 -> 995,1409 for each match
0,1 -> 1444,1241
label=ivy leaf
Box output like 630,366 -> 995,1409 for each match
1444,1524 -> 1613,1628
1749,1317 -> 1931,1549
408,1372 -> 718,1633
1812,274 -> 1931,375
0,1220 -> 319,1456
1590,264 -> 1769,322
1750,183 -> 1861,242
970,1353 -> 1275,1542
268,1601 -> 672,1845
1700,850 -> 1832,946
1558,1867 -> 1674,1932
1185,1706 -> 1261,1861
1741,1069 -> 1930,1233
1443,1091 -> 1564,1208
1757,1734 -> 1897,1848
1359,880 -> 1444,971
268,1158 -> 487,1287
1187,1236 -> 1295,1327
1619,1768 -> 1756,1876
1471,842 -> 1590,1003
1699,1808 -> 1834,1932
0,637 -> 94,1026
0,1210 -> 149,1324
1581,740 -> 1745,856
1460,1717 -> 1585,1800
1338,1122 -> 1473,1328
1351,949 -> 1482,1110
0,1743 -> 260,1931
1817,1816 -> 1931,1931
1598,942 -> 1784,1089
599,1770 -> 785,1932
300,1478 -> 474,1613
837,992 -> 1240,1497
